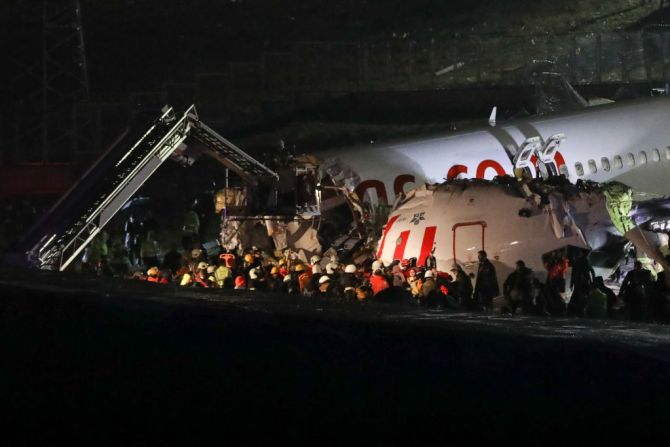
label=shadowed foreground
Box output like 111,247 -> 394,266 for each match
2,269 -> 670,442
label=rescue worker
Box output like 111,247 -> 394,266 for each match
284,272 -> 299,295
503,260 -> 534,315
474,250 -> 499,311
424,245 -> 437,270
193,261 -> 210,288
248,267 -> 259,291
309,265 -> 323,295
295,264 -> 312,296
267,266 -> 284,292
146,266 -> 161,283
451,264 -> 473,309
391,264 -> 406,288
340,264 -> 359,301
370,269 -> 390,296
544,253 -> 569,316
234,275 -> 247,290
568,250 -> 595,317
420,270 -> 438,306
595,276 -> 618,319
178,267 -> 193,286
124,213 -> 144,266
206,265 -> 217,287
140,230 -> 161,269
619,261 -> 654,321
214,260 -> 231,288
318,275 -> 332,297
407,269 -> 422,299
182,206 -> 200,250
585,283 -> 608,319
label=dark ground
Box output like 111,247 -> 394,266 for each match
2,268 -> 670,443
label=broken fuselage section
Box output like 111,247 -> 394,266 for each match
376,176 -> 667,292
215,154 -> 372,264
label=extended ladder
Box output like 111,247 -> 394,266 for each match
28,105 -> 278,271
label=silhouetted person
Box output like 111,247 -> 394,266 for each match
619,261 -> 653,322
595,276 -> 617,319
503,260 -> 535,314
474,250 -> 499,311
568,250 -> 595,317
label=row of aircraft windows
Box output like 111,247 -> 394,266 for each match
574,147 -> 670,176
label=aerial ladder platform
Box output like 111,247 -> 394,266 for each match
20,105 -> 279,271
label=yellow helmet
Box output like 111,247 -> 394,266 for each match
270,266 -> 279,275
294,263 -> 305,272
278,259 -> 287,266
244,254 -> 254,264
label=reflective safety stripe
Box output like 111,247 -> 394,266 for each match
417,226 -> 437,267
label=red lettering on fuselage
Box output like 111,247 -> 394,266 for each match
475,159 -> 506,179
393,174 -> 415,196
354,180 -> 388,204
447,164 -> 468,181
357,149 -> 568,202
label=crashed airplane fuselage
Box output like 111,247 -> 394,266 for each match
375,178 -> 636,290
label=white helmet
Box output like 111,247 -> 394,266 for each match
206,265 -> 216,274
197,261 -> 208,271
312,265 -> 322,274
372,260 -> 383,271
326,263 -> 337,274
319,275 -> 331,284
344,264 -> 356,274
249,267 -> 258,280
310,255 -> 321,265
424,270 -> 433,278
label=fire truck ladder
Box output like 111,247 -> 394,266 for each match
187,108 -> 279,184
29,105 -> 278,271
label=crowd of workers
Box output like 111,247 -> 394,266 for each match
105,236 -> 670,322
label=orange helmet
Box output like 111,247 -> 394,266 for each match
234,275 -> 247,288
244,254 -> 254,264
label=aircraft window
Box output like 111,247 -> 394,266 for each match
639,151 -> 647,164
653,148 -> 661,162
666,147 -> 670,160
613,155 -> 623,169
575,162 -> 584,176
588,159 -> 597,174
627,153 -> 635,167
601,157 -> 610,172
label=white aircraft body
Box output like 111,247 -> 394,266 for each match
318,95 -> 670,285
320,95 -> 670,204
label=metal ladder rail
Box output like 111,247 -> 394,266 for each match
38,107 -> 194,270
186,110 -> 279,181
33,110 -> 181,268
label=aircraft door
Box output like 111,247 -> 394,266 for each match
513,137 -> 542,179
538,133 -> 566,178
452,221 -> 487,274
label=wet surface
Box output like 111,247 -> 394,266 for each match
2,268 -> 670,442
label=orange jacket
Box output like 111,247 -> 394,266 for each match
370,274 -> 390,295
